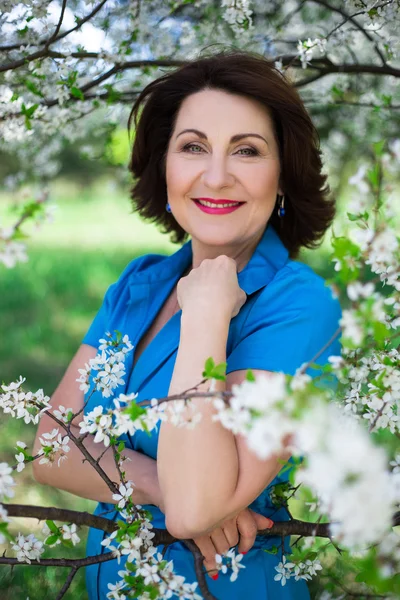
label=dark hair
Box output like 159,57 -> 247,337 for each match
127,49 -> 335,259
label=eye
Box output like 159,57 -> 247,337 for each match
182,143 -> 204,153
236,147 -> 259,156
181,143 -> 259,156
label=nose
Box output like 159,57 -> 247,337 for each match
201,154 -> 235,190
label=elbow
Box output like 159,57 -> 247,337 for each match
165,502 -> 219,540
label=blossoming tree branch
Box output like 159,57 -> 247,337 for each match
1,0 -> 400,265
1,142 -> 400,599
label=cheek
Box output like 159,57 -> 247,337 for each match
250,165 -> 280,197
166,156 -> 192,193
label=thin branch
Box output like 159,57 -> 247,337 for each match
2,503 -> 117,533
182,539 -> 218,600
0,0 -> 109,53
55,565 -> 79,600
0,551 -> 116,568
308,0 -> 389,66
46,0 -> 68,47
304,100 -> 400,109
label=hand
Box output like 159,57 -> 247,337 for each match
191,508 -> 274,579
177,255 -> 247,320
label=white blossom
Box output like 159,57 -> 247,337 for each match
38,428 -> 70,467
12,533 -> 44,564
61,523 -> 80,545
0,462 -> 16,498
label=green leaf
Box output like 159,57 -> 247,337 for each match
46,520 -> 59,534
202,357 -> 226,380
262,545 -> 278,555
70,86 -> 85,100
0,522 -> 13,542
366,163 -> 380,188
25,80 -> 44,98
346,212 -> 362,222
245,369 -> 256,382
45,534 -> 60,546
372,140 -> 386,157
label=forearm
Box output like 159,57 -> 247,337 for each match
33,422 -> 163,509
158,310 -> 240,536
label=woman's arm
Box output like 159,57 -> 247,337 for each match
33,418 -> 163,509
32,343 -> 164,510
158,309 -> 239,537
157,257 -> 291,540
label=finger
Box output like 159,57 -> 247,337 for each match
221,520 -> 240,549
193,536 -> 220,579
209,527 -> 231,556
251,511 -> 274,531
236,510 -> 258,554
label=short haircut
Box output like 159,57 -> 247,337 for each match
127,49 -> 335,259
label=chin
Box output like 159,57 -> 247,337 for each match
190,228 -> 240,247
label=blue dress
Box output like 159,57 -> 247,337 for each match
82,223 -> 342,599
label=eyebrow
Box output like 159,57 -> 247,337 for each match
175,128 -> 269,146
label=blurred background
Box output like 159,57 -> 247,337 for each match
1,1 -> 400,597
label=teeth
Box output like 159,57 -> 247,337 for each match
197,200 -> 241,208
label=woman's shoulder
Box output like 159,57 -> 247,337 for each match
252,258 -> 342,321
119,252 -> 169,280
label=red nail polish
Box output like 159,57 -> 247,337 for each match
242,551 -> 248,555
211,574 -> 219,580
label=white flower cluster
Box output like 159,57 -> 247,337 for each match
215,547 -> 246,582
11,533 -> 44,564
112,481 -> 135,510
295,401 -> 395,548
274,555 -> 322,586
15,440 -> 28,472
0,227 -> 28,268
38,428 -> 70,467
297,38 -> 327,69
101,506 -> 155,565
106,547 -> 202,600
76,332 -> 133,398
112,394 -> 166,437
221,0 -> 253,35
212,371 -> 307,460
336,347 -> 400,435
0,463 -> 16,499
42,521 -> 80,546
0,376 -> 51,425
79,405 -> 115,447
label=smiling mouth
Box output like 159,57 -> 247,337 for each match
192,198 -> 245,208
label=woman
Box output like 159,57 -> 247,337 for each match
33,50 -> 342,599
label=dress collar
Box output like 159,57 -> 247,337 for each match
128,222 -> 289,296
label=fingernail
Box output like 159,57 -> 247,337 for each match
211,574 -> 219,580
242,551 -> 248,555
266,520 -> 274,528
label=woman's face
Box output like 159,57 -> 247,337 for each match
165,88 -> 283,250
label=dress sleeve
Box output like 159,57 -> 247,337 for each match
81,254 -> 156,348
227,268 -> 343,387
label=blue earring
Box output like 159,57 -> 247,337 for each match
278,194 -> 285,218
166,202 -> 172,213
